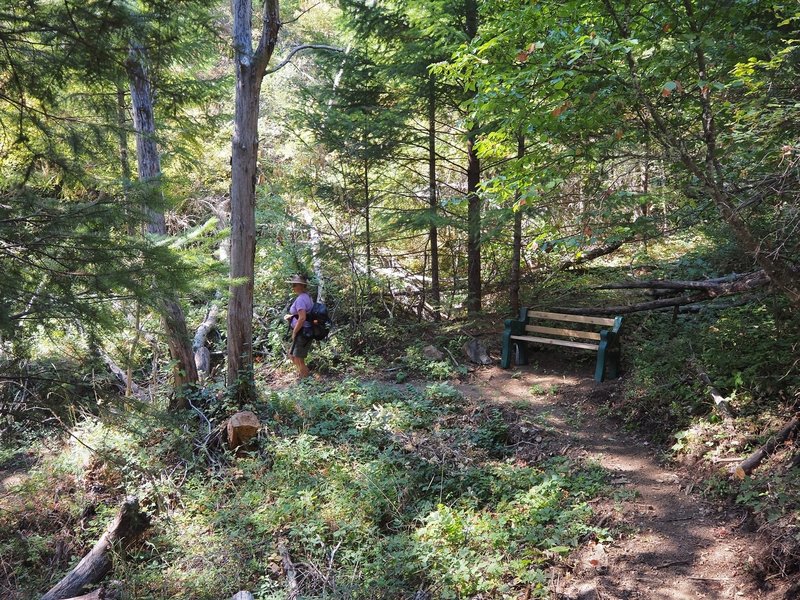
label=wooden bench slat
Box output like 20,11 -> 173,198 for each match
525,325 -> 602,340
510,334 -> 600,351
526,310 -> 616,327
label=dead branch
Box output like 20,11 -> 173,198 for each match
193,302 -> 220,375
552,293 -> 709,315
278,540 -> 299,599
596,272 -> 751,290
691,362 -> 736,420
98,348 -> 146,401
41,498 -> 148,600
735,416 -> 800,479
557,239 -> 627,271
264,44 -> 344,75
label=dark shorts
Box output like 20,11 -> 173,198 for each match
290,332 -> 313,359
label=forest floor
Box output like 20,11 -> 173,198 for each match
460,354 -> 791,600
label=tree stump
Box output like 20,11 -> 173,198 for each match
226,411 -> 260,451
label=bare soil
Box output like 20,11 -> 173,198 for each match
460,354 -> 791,600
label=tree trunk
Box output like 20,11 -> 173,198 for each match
227,0 -> 280,402
40,498 -> 148,600
364,155 -> 371,280
510,135 -> 524,315
126,41 -> 198,404
228,65 -> 260,401
428,74 -> 441,321
465,0 -> 481,314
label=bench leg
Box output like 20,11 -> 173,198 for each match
595,339 -> 608,383
501,330 -> 512,368
516,341 -> 529,365
607,345 -> 621,379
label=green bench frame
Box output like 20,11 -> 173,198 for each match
501,309 -> 623,382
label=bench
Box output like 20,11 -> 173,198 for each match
501,309 -> 623,382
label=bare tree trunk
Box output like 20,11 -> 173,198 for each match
510,135 -> 524,315
364,155 -> 371,280
227,0 -> 280,402
126,42 -> 198,405
465,0 -> 481,314
428,74 -> 441,321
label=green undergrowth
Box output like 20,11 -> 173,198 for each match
1,380 -> 611,599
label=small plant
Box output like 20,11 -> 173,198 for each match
529,383 -> 546,396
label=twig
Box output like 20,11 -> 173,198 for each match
444,346 -> 460,368
655,559 -> 692,569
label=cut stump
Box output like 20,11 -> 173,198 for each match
226,411 -> 260,451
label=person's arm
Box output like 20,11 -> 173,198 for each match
292,309 -> 307,339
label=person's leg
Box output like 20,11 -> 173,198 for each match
296,357 -> 310,378
289,335 -> 312,379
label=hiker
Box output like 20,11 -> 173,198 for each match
284,274 -> 313,379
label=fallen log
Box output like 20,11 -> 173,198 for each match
595,271 -> 769,295
41,497 -> 148,600
557,239 -> 627,271
552,293 -> 709,316
735,416 -> 800,479
61,582 -> 121,600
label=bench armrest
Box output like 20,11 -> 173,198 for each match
611,315 -> 623,335
504,319 -> 526,335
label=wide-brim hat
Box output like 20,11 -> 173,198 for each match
285,274 -> 308,285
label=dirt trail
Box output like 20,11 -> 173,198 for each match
462,357 -> 788,600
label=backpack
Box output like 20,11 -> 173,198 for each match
306,302 -> 332,341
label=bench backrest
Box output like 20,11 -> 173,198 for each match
519,309 -> 622,343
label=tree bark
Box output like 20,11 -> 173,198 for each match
40,498 -> 148,600
227,0 -> 280,402
126,41 -> 198,404
428,74 -> 441,321
735,416 -> 800,479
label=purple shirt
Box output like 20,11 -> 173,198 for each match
289,292 -> 314,329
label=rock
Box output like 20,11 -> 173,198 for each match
462,338 -> 491,365
226,411 -> 260,450
422,345 -> 444,361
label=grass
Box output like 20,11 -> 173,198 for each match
0,379 -> 612,600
